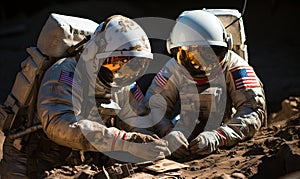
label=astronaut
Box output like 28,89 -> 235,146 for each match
142,10 -> 267,159
0,15 -> 170,178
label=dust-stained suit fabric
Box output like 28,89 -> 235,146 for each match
37,57 -> 151,151
0,56 -> 151,178
0,57 -> 116,179
37,57 -> 115,151
113,83 -> 154,133
144,50 -> 267,146
0,14 -> 160,178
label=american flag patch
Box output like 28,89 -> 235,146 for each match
154,69 -> 169,88
59,70 -> 81,91
129,83 -> 144,102
230,66 -> 260,90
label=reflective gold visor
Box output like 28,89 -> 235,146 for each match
183,46 -> 220,66
101,56 -> 150,87
102,56 -> 132,72
177,46 -> 224,79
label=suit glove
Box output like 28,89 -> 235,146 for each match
164,130 -> 190,158
112,131 -> 171,161
189,130 -> 226,155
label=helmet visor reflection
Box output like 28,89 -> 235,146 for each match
178,46 -> 223,78
182,46 -> 220,69
103,56 -> 150,87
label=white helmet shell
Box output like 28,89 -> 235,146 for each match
167,10 -> 228,53
79,15 -> 152,88
95,15 -> 153,59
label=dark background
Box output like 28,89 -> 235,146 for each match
0,0 -> 299,113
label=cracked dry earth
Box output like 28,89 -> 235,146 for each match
43,97 -> 300,179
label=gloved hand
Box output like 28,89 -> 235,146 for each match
189,130 -> 226,155
164,131 -> 190,158
126,132 -> 160,143
112,131 -> 171,161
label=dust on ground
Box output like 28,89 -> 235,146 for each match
40,97 -> 300,179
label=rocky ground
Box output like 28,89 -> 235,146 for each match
0,97 -> 299,179
42,97 -> 300,179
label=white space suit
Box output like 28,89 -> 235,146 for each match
145,50 -> 266,145
142,10 -> 267,158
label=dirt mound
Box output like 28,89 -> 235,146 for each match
43,97 -> 300,179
